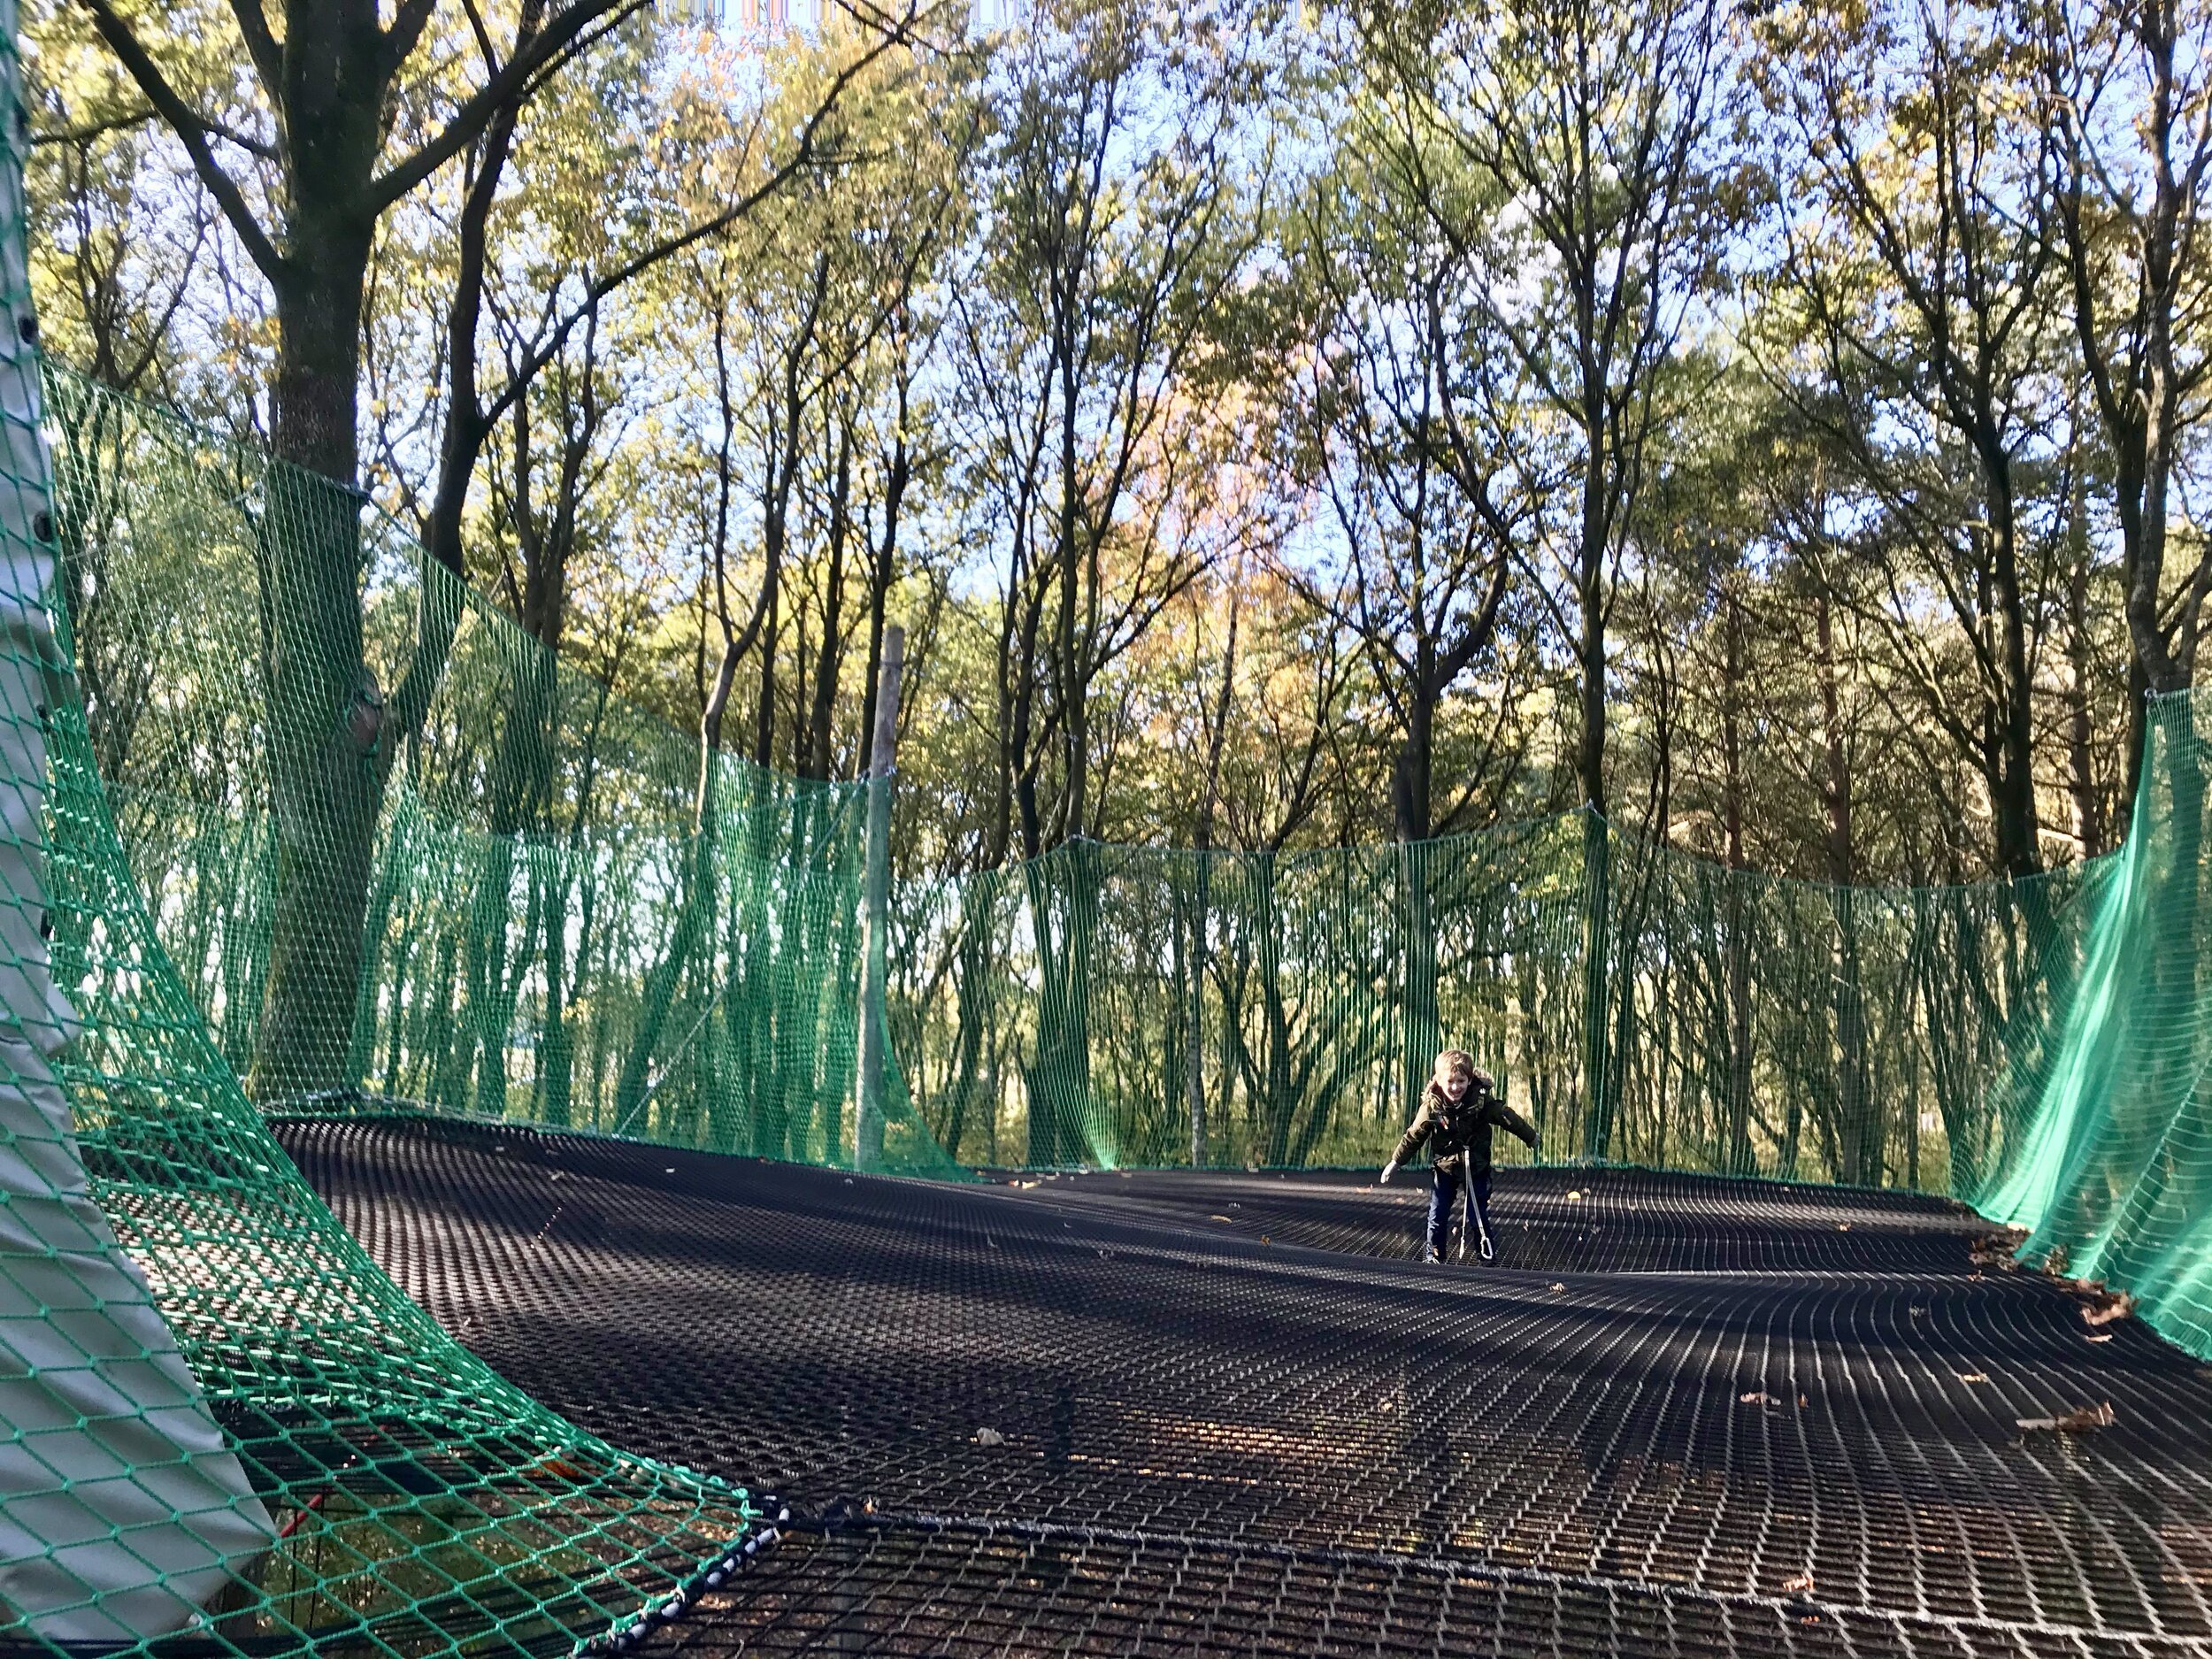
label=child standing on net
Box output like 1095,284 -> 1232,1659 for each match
1380,1049 -> 1539,1263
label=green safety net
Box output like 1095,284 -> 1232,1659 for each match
43,365 -> 961,1182
887,819 -> 2104,1190
15,22 -> 2212,1644
0,1 -> 773,1641
1974,689 -> 2212,1354
37,335 -> 2169,1209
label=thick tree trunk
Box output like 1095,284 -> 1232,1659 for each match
248,242 -> 383,1104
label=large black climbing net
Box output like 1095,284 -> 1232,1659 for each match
278,1115 -> 2212,1658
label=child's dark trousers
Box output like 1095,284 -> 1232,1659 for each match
1426,1167 -> 1493,1256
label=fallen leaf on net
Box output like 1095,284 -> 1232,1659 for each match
2016,1402 -> 2115,1433
2083,1292 -> 2137,1328
1740,1391 -> 1780,1406
1565,1190 -> 1584,1202
1549,1282 -> 1566,1294
974,1427 -> 1006,1447
1798,1394 -> 1809,1408
1836,1223 -> 1851,1233
1957,1372 -> 1989,1384
1780,1571 -> 1815,1595
2085,1333 -> 2114,1344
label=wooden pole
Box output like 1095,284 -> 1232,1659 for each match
855,625 -> 903,1171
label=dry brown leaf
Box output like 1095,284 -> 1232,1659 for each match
974,1428 -> 1006,1447
1780,1571 -> 1815,1594
2017,1402 -> 2114,1433
1957,1372 -> 1989,1384
2083,1292 -> 2137,1328
1548,1282 -> 1566,1293
1565,1190 -> 1584,1202
1836,1223 -> 1852,1233
1210,1214 -> 1233,1223
1740,1391 -> 1779,1406
2085,1333 -> 2114,1344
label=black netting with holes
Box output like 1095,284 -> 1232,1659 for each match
272,1115 -> 2212,1657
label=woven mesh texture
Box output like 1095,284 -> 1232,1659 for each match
0,7 -> 766,1640
279,1114 -> 2212,1658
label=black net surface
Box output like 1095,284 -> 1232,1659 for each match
273,1115 -> 2212,1658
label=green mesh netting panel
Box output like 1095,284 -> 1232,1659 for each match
42,365 -> 961,1181
0,7 -> 772,1640
41,324 -> 2132,1201
887,818 -> 2102,1188
1973,689 -> 2212,1356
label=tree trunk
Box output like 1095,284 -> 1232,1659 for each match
805,422 -> 853,780
1816,595 -> 1874,1184
2066,488 -> 2105,858
1720,588 -> 1755,1175
1575,459 -> 1612,1160
248,242 -> 383,1104
1985,470 -> 2042,878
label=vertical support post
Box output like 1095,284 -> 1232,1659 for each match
855,625 -> 903,1172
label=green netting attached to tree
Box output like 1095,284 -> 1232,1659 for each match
0,3 -> 772,1635
42,365 -> 961,1182
37,334 -> 2144,1205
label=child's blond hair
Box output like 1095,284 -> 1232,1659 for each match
1432,1048 -> 1476,1085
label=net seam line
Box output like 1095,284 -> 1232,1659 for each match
798,1505 -> 2200,1652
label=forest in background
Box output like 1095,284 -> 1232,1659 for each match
29,0 -> 2211,894
19,0 -> 2212,1180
